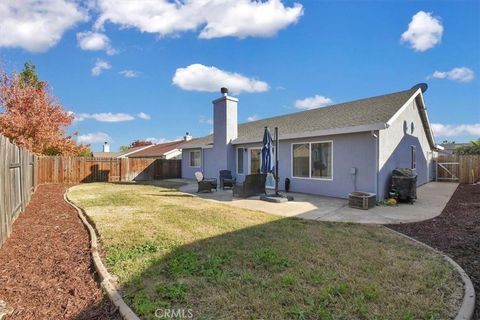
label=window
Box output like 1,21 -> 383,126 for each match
411,146 -> 416,169
249,148 -> 261,174
189,150 -> 201,167
292,144 -> 309,177
237,148 -> 244,174
292,141 -> 333,180
311,142 -> 332,179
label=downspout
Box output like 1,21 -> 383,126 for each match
371,130 -> 379,201
201,148 -> 205,174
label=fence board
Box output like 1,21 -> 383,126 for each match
37,157 -> 181,184
437,154 -> 480,183
0,134 -> 38,248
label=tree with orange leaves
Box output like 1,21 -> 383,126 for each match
0,63 -> 88,155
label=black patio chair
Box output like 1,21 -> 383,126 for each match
219,170 -> 236,190
195,172 -> 217,193
232,174 -> 267,198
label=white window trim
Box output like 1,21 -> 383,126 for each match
236,147 -> 245,175
291,140 -> 333,181
247,147 -> 261,175
189,150 -> 201,168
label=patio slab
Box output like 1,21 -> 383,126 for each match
176,180 -> 458,224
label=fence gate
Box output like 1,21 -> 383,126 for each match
436,161 -> 460,181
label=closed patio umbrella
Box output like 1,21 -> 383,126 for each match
261,127 -> 274,174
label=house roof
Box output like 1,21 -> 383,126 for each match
439,143 -> 469,154
91,152 -> 122,158
182,87 -> 425,148
126,140 -> 186,158
91,145 -> 152,158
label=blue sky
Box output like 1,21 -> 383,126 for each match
0,0 -> 479,151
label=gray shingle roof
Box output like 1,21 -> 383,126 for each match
182,88 -> 416,148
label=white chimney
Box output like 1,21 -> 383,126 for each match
103,142 -> 110,153
184,132 -> 193,141
211,87 -> 238,178
213,87 -> 238,145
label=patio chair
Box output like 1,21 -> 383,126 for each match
233,174 -> 267,198
219,170 -> 236,189
195,172 -> 217,193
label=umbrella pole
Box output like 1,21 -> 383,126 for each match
275,127 -> 279,195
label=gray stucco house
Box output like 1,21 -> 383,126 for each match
181,85 -> 440,200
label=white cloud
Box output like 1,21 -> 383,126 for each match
91,59 -> 111,76
74,112 -> 135,122
430,67 -> 475,83
119,70 -> 141,78
0,0 -> 87,52
401,11 -> 443,52
77,31 -> 117,55
173,64 -> 269,94
199,116 -> 214,125
145,137 -> 170,144
295,95 -> 333,110
247,114 -> 260,122
137,112 -> 151,120
77,132 -> 112,144
432,123 -> 480,137
94,0 -> 303,39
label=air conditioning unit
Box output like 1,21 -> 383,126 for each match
348,192 -> 376,210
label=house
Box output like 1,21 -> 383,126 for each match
181,85 -> 441,200
91,142 -> 152,158
438,142 -> 469,155
125,137 -> 191,159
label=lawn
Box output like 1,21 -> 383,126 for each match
68,182 -> 461,320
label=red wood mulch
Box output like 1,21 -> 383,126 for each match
388,184 -> 480,319
0,184 -> 121,320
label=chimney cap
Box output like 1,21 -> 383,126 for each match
220,87 -> 228,95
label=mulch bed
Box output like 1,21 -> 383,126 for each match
388,183 -> 480,319
0,184 -> 121,320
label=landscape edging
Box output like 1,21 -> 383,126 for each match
64,189 -> 140,320
386,227 -> 475,320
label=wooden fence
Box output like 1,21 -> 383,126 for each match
436,154 -> 480,183
0,134 -> 38,248
37,157 -> 182,184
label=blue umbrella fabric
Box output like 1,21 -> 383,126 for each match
261,127 -> 274,174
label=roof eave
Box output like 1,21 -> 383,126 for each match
231,123 -> 388,145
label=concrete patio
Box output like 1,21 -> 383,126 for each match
177,180 -> 458,224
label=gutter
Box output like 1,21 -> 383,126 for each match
231,123 -> 388,145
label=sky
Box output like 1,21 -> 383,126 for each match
0,0 -> 479,152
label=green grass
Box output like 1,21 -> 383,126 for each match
69,182 -> 461,320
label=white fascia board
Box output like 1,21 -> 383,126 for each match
416,91 -> 438,149
163,149 -> 181,156
118,145 -> 154,158
387,89 -> 436,149
181,144 -> 211,150
386,88 -> 421,127
231,123 -> 388,145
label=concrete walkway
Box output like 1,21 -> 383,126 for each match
177,180 -> 458,224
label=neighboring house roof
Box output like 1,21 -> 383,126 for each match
91,152 -> 122,158
91,145 -> 153,158
117,145 -> 154,158
182,87 -> 437,148
439,143 -> 469,154
126,140 -> 186,158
